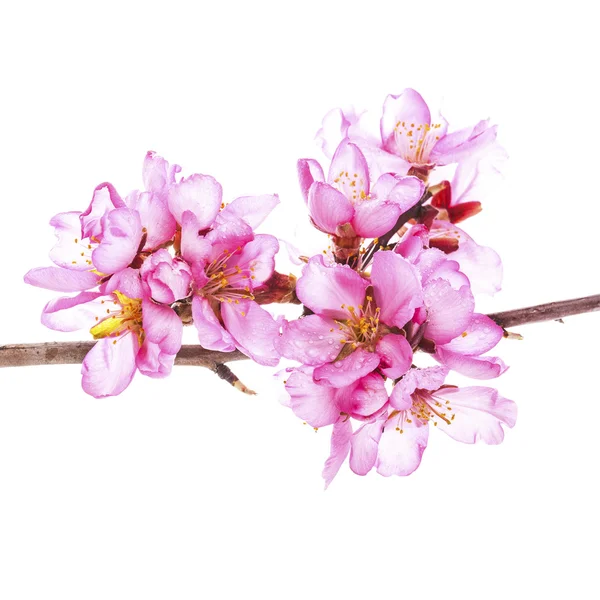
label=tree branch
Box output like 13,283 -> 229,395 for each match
1,294 -> 599,369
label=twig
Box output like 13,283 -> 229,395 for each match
487,295 -> 600,329
1,295 -> 599,369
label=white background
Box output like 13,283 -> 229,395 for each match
1,1 -> 599,598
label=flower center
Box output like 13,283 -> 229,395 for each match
332,170 -> 369,204
336,295 -> 382,351
90,291 -> 144,345
393,121 -> 442,164
200,247 -> 256,304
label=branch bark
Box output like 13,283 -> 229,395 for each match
1,294 -> 599,369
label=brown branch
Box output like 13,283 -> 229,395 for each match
1,294 -> 599,369
487,294 -> 600,329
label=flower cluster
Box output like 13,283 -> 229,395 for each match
26,88 -> 515,486
25,152 -> 281,397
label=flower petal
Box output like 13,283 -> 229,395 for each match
24,266 -> 100,292
423,279 -> 475,344
48,212 -> 91,271
191,295 -> 236,352
322,418 -> 353,489
441,313 -> 503,355
376,412 -> 429,477
80,183 -> 126,240
125,190 -> 177,250
297,159 -> 325,202
351,197 -> 401,238
180,211 -> 213,265
140,249 -> 192,304
275,315 -> 344,365
371,251 -> 423,328
431,120 -> 497,166
328,140 -> 370,199
296,255 -> 368,319
142,151 -> 181,195
285,368 -> 339,428
434,350 -> 508,380
313,348 -> 380,388
92,208 -> 143,275
389,366 -> 449,411
81,334 -> 139,398
104,267 -> 144,299
380,89 -> 431,155
349,419 -> 384,476
376,333 -> 413,379
221,194 -> 280,229
221,300 -> 280,366
227,234 -> 279,286
308,181 -> 354,234
167,173 -> 222,228
335,372 -> 388,417
432,386 -> 517,444
41,291 -> 105,332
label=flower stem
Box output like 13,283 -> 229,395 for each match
1,294 -> 598,369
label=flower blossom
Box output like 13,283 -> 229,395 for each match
317,88 -> 498,180
298,140 -> 424,245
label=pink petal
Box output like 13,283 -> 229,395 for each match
221,194 -> 280,229
308,181 -> 354,234
191,295 -> 236,352
205,211 -> 254,252
376,412 -> 429,477
180,211 -> 213,265
41,291 -> 105,332
389,366 -> 449,411
431,121 -> 497,166
322,418 -> 353,489
432,386 -> 517,444
371,251 -> 423,328
221,300 -> 280,366
316,107 -> 361,159
104,267 -> 144,299
441,313 -> 504,355
358,144 -> 412,180
328,140 -> 370,199
372,174 -> 424,214
335,372 -> 388,417
351,197 -> 401,238
136,341 -> 177,378
167,173 -> 222,228
434,350 -> 508,380
140,249 -> 192,304
227,234 -> 279,286
142,301 -> 182,355
24,266 -> 100,292
376,333 -> 413,379
349,419 -> 384,476
125,190 -> 177,250
92,208 -> 143,275
423,279 -> 475,344
81,334 -> 139,398
80,183 -> 125,240
136,302 -> 182,376
297,159 -> 325,202
48,212 -> 90,271
313,348 -> 380,388
380,89 -> 431,154
275,315 -> 344,365
142,151 -> 181,194
285,368 -> 339,427
296,255 -> 368,319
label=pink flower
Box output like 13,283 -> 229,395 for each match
277,252 -> 421,387
347,366 -> 516,480
39,268 -> 183,397
25,184 -> 144,293
179,196 -> 282,366
317,89 -> 498,180
298,140 -> 424,239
